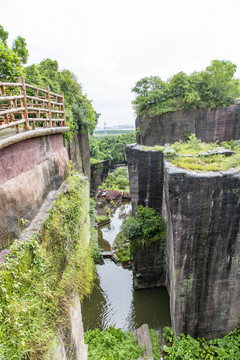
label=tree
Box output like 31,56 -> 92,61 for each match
132,60 -> 240,116
12,36 -> 29,64
0,25 -> 8,46
25,59 -> 99,134
0,43 -> 23,82
0,25 -> 25,82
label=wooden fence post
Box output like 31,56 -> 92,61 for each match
19,76 -> 30,131
60,91 -> 66,126
45,86 -> 52,127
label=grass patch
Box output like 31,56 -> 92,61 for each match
85,326 -> 144,360
167,136 -> 240,172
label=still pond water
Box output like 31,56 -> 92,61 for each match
82,202 -> 171,332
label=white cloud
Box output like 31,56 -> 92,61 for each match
1,0 -> 240,127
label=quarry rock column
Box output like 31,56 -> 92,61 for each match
164,163 -> 240,339
126,144 -> 164,216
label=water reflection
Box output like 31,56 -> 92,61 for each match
82,202 -> 171,332
100,203 -> 132,247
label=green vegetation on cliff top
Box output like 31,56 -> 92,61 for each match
138,136 -> 240,172
132,60 -> 240,117
168,136 -> 240,172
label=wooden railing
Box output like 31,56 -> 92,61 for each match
0,77 -> 66,134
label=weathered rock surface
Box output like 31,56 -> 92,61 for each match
90,159 -> 109,193
132,240 -> 167,289
66,130 -> 91,180
126,144 -> 164,216
165,164 -> 240,339
0,134 -> 69,247
127,143 -> 240,339
137,105 -> 240,146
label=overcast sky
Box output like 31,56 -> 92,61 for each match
1,0 -> 240,128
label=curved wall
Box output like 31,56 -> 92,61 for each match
0,134 -> 69,247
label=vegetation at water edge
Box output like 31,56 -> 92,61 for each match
85,326 -> 144,360
163,326 -> 240,359
122,205 -> 167,254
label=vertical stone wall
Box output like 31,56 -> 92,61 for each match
90,159 -> 109,193
126,143 -> 240,339
0,134 -> 69,247
137,105 -> 240,146
126,144 -> 164,216
164,164 -> 240,339
132,240 -> 167,289
66,130 -> 91,180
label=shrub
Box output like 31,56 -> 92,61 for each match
85,326 -> 144,360
122,205 -> 166,254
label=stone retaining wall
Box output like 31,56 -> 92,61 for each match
0,134 -> 69,247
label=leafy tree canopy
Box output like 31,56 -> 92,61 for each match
132,60 -> 240,117
0,25 -> 98,135
0,24 -> 27,81
25,59 -> 99,134
12,36 -> 29,64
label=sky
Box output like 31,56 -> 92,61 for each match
1,0 -> 240,128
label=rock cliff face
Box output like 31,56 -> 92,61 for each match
132,240 -> 167,289
0,134 -> 69,247
165,164 -> 240,339
90,160 -> 109,193
66,130 -> 91,180
137,105 -> 240,146
127,143 -> 240,339
126,144 -> 164,216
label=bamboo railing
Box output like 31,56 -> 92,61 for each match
0,77 -> 66,134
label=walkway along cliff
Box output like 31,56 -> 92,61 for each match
0,79 -> 92,359
127,105 -> 240,340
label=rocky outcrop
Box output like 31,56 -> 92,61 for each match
90,160 -> 109,193
66,130 -> 91,180
126,144 -> 164,216
132,240 -> 167,289
127,143 -> 240,339
165,164 -> 240,339
51,293 -> 88,360
137,105 -> 240,146
0,134 -> 69,247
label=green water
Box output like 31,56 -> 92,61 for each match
82,202 -> 171,331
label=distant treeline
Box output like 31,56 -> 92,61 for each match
93,129 -> 135,139
90,132 -> 136,166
